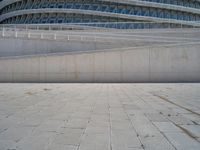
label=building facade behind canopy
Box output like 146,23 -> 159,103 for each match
0,0 -> 200,29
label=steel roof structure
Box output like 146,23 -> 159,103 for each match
0,0 -> 200,29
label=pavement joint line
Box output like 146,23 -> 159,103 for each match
76,91 -> 95,150
107,85 -> 113,150
175,124 -> 200,143
120,85 -> 183,150
152,93 -> 200,117
151,122 -> 178,150
115,85 -> 145,150
0,84 -> 200,150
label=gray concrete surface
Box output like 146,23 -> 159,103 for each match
0,43 -> 200,82
0,83 -> 200,150
1,28 -> 200,57
0,28 -> 200,82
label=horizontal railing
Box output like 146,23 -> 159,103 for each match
1,25 -> 200,45
1,22 -> 200,31
0,28 -> 102,42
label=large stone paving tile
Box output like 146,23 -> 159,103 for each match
153,122 -> 182,133
0,83 -> 200,150
111,129 -> 142,150
180,124 -> 200,138
53,128 -> 84,146
164,132 -> 200,150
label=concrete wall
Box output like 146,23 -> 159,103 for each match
0,44 -> 200,82
0,38 -> 123,57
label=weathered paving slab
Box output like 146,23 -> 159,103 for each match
0,83 -> 200,150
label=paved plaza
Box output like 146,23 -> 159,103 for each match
0,83 -> 200,150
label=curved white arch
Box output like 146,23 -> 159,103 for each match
1,8 -> 200,27
1,0 -> 200,15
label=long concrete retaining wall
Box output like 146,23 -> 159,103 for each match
0,43 -> 200,82
0,38 -> 124,57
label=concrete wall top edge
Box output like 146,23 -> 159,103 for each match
1,40 -> 200,61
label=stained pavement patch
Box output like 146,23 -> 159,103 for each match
0,83 -> 199,150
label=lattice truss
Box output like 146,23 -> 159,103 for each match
0,0 -> 200,28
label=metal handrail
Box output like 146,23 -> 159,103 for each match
1,26 -> 200,44
0,22 -> 200,31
